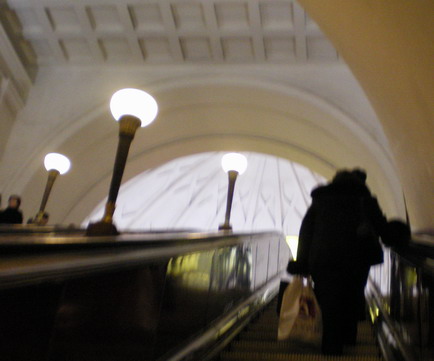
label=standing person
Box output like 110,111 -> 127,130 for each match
0,195 -> 24,224
287,168 -> 388,355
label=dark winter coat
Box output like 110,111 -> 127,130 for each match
294,178 -> 387,275
0,207 -> 23,224
285,174 -> 389,354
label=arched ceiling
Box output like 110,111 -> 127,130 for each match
1,0 -> 430,230
296,0 -> 434,231
0,0 -> 343,179
1,0 -> 338,68
0,0 -> 341,133
17,79 -> 403,226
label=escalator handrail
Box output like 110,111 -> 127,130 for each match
0,230 -> 284,289
390,234 -> 434,277
367,278 -> 419,361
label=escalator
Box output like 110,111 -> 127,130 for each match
216,234 -> 434,361
0,229 -> 289,361
0,227 -> 432,361
219,297 -> 383,361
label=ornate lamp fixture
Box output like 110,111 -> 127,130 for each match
33,152 -> 71,225
219,152 -> 248,232
86,88 -> 158,236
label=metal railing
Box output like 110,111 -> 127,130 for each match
366,235 -> 434,361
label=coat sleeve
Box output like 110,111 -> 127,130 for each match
287,204 -> 316,275
366,196 -> 387,238
366,196 -> 411,247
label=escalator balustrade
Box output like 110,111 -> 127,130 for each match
366,235 -> 433,361
0,227 -> 432,361
0,229 -> 289,361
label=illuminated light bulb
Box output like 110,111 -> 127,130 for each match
110,88 -> 158,127
44,153 -> 71,174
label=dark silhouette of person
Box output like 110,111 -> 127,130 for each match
287,168 -> 388,355
0,195 -> 23,224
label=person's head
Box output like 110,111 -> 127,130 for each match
332,168 -> 367,185
332,169 -> 353,183
351,168 -> 367,184
8,195 -> 21,209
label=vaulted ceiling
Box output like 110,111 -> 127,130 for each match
0,0 -> 341,163
1,1 -> 432,230
0,0 -> 341,114
2,0 -> 338,69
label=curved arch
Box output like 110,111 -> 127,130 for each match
19,76 -> 404,225
62,133 -> 338,225
5,72 -> 391,195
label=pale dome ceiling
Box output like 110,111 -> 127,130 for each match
83,152 -> 325,235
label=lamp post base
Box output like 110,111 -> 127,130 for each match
218,223 -> 232,232
32,211 -> 49,226
86,221 -> 120,236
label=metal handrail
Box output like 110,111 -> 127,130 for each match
0,230 -> 283,289
367,234 -> 434,361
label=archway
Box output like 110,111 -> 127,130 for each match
19,78 -> 403,225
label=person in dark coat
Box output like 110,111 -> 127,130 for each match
0,195 -> 23,224
288,168 -> 388,355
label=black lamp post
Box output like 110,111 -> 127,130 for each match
33,153 -> 70,225
219,152 -> 248,232
86,88 -> 158,236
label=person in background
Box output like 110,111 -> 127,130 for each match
287,168 -> 388,355
0,195 -> 23,224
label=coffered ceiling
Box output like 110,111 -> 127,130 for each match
5,0 -> 338,65
0,0 -> 340,106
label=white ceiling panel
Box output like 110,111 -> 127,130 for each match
3,0 -> 340,68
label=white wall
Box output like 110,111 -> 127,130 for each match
298,0 -> 434,231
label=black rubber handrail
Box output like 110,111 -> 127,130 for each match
0,230 -> 282,289
391,235 -> 434,276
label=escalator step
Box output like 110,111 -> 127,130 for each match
220,351 -> 382,361
219,297 -> 382,361
244,322 -> 375,339
240,329 -> 375,343
238,330 -> 280,340
229,341 -> 379,355
229,340 -> 320,354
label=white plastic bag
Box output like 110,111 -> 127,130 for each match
278,276 -> 322,345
